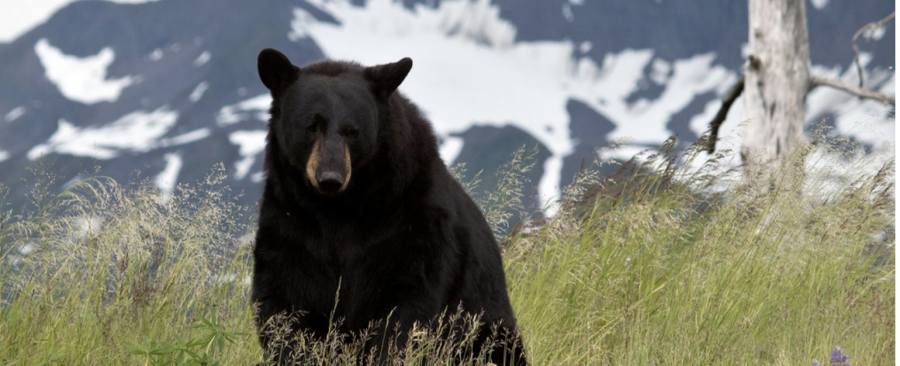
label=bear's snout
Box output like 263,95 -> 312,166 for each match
316,171 -> 345,194
305,136 -> 352,196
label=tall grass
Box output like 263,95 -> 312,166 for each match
506,138 -> 894,365
0,137 -> 893,365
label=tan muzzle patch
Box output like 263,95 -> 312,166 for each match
306,138 -> 321,190
305,137 -> 352,194
340,143 -> 352,192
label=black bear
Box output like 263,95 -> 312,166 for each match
250,48 -> 527,365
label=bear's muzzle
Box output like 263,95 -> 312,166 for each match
306,136 -> 352,196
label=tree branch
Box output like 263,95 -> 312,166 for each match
706,75 -> 744,154
851,11 -> 895,88
810,76 -> 895,106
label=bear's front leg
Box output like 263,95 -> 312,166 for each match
364,295 -> 444,364
344,255 -> 448,363
251,251 -> 332,364
253,290 -> 337,365
252,293 -> 299,365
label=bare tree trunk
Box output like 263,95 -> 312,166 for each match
705,5 -> 893,161
741,0 -> 811,165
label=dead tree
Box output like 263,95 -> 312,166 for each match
707,1 -> 895,164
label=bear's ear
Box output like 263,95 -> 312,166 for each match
258,48 -> 299,93
364,57 -> 413,98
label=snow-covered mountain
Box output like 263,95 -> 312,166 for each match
0,0 -> 894,212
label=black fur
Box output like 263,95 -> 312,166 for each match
251,48 -> 526,365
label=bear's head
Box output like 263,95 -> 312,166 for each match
258,48 -> 412,197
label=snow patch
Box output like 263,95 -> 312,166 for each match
440,136 -> 464,165
0,0 -> 74,43
864,25 -> 887,41
217,94 -> 272,126
34,38 -> 134,104
289,8 -> 316,41
302,0 -> 516,48
807,60 -> 895,149
28,107 -> 178,159
649,58 -> 671,84
607,53 -> 735,144
194,51 -> 211,67
229,130 -> 267,180
251,171 -> 265,183
805,146 -> 894,199
155,153 -> 182,202
158,128 -> 211,147
0,149 -> 9,162
689,95 -> 744,147
810,0 -> 829,10
5,106 -> 25,122
149,48 -> 164,61
578,41 -> 592,54
189,81 -> 209,102
562,3 -> 573,22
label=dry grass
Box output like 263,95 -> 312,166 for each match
0,134 -> 893,365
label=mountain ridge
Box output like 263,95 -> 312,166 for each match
0,0 -> 893,212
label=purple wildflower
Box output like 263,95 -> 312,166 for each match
828,346 -> 850,366
812,360 -> 823,366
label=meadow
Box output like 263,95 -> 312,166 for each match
0,137 -> 893,365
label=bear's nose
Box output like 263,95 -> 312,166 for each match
316,171 -> 345,194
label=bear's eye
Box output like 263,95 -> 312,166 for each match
305,125 -> 316,133
340,127 -> 359,138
